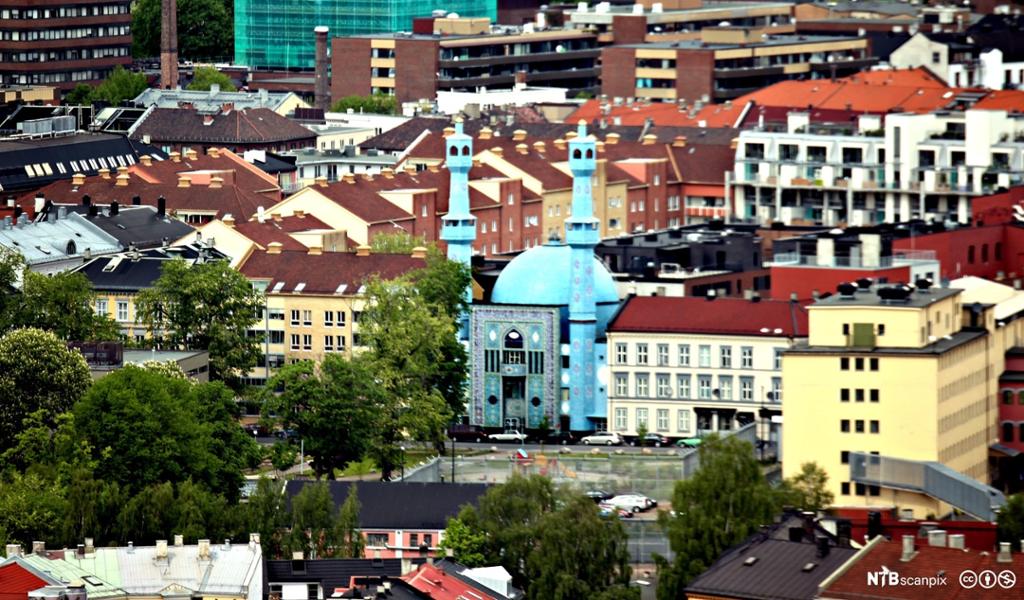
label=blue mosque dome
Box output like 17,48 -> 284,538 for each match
491,239 -> 620,335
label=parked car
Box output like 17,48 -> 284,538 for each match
629,433 -> 670,447
675,437 -> 703,448
585,489 -> 614,503
448,424 -> 488,443
598,503 -> 634,519
605,493 -> 657,513
273,428 -> 298,440
580,431 -> 624,446
488,430 -> 528,443
539,430 -> 577,445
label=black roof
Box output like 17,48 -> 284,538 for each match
285,481 -> 489,530
73,244 -> 227,292
249,151 -> 297,174
68,205 -> 193,248
264,558 -> 406,596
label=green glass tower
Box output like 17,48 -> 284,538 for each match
235,0 -> 498,70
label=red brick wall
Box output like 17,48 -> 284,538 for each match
674,50 -> 714,104
600,46 -> 636,100
770,265 -> 911,300
395,39 -> 439,105
331,38 -> 372,101
611,15 -> 648,45
892,226 -> 1007,280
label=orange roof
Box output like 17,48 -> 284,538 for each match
973,90 -> 1024,111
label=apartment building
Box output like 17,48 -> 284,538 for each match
782,279 -> 1021,519
237,245 -> 425,385
0,0 -> 131,89
606,295 -> 807,442
332,24 -> 599,104
732,107 -> 1024,226
601,28 -> 873,103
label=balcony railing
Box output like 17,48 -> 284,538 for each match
770,249 -> 937,269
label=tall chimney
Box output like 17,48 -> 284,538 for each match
160,0 -> 179,89
314,26 -> 330,112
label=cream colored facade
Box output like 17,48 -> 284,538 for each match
782,287 -> 1013,517
607,332 -> 796,438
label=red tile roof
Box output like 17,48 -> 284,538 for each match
238,249 -> 425,294
402,562 -> 500,600
0,562 -> 50,600
130,149 -> 282,196
972,90 -> 1024,111
130,108 -> 316,145
230,220 -> 310,252
608,296 -> 809,337
311,182 -> 414,223
824,538 -> 1024,599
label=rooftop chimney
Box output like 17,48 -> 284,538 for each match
642,133 -> 657,145
411,246 -> 427,259
156,540 -> 168,559
948,534 -> 965,549
271,212 -> 282,221
184,148 -> 198,161
479,127 -> 493,140
442,126 -> 456,138
342,173 -> 355,184
169,151 -> 181,163
356,244 -> 371,257
203,115 -> 214,126
72,172 -> 85,185
900,535 -> 916,562
110,201 -> 119,216
177,175 -> 191,188
267,242 -> 283,254
815,536 -> 830,558
249,533 -> 260,545
605,132 -> 620,145
294,210 -> 305,218
553,138 -> 566,151
998,541 -> 1012,563
532,140 -> 546,153
174,535 -> 184,547
157,196 -> 166,218
223,214 -> 235,227
307,246 -> 323,255
98,168 -> 110,179
140,155 -> 153,167
115,173 -> 130,187
491,146 -> 504,157
5,544 -> 22,558
314,26 -> 330,111
512,129 -> 527,141
208,147 -> 221,159
672,135 -> 687,147
515,143 -> 529,155
160,0 -> 179,88
209,176 -> 223,189
314,176 -> 328,188
927,530 -> 947,547
84,538 -> 94,554
198,539 -> 211,560
381,167 -> 394,179
31,541 -> 45,555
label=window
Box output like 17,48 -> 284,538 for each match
615,343 -> 627,364
870,358 -> 879,371
772,377 -> 782,402
637,344 -> 649,365
678,344 -> 690,366
324,335 -> 334,352
774,348 -> 783,371
656,409 -> 669,432
635,408 -> 649,428
302,310 -> 312,326
842,323 -> 850,335
290,334 -> 300,350
841,451 -> 850,464
366,533 -> 388,547
656,374 -> 671,397
855,483 -> 866,496
302,334 -> 312,350
1004,422 -> 1014,442
335,335 -> 346,351
719,376 -> 733,400
968,245 -> 975,264
878,324 -> 885,336
657,344 -> 669,366
615,373 -> 628,396
841,482 -> 851,495
931,51 -> 940,63
698,375 -> 712,399
698,345 -> 711,367
95,299 -> 108,316
841,419 -> 850,433
423,533 -> 433,547
677,374 -> 691,399
116,301 -> 129,321
614,407 -> 627,431
740,377 -> 753,401
324,311 -> 334,327
720,345 -> 732,368
636,374 -> 649,397
855,389 -> 865,402
1004,390 -> 1014,405
870,389 -> 879,402
741,347 -> 753,368
870,420 -> 879,434
290,309 -> 300,325
840,388 -> 850,402
840,357 -> 849,370
855,420 -> 865,433
677,409 -> 690,433
410,533 -> 419,547
855,357 -> 864,371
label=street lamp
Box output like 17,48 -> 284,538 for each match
399,445 -> 406,481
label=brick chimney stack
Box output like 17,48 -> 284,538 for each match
160,0 -> 179,89
314,26 -> 330,112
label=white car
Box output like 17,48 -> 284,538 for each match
580,431 -> 624,446
606,494 -> 656,513
488,430 -> 527,443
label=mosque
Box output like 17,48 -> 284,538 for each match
441,121 -> 620,434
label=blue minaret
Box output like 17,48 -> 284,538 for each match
565,121 -> 600,431
440,120 -> 476,339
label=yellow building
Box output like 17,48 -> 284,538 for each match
782,281 -> 1011,518
237,244 -> 427,385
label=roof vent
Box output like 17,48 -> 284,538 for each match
743,556 -> 758,566
837,282 -> 857,297
855,277 -> 873,290
915,277 -> 933,292
878,284 -> 913,302
802,562 -> 817,572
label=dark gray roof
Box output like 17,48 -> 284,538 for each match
75,205 -> 194,249
73,244 -> 227,292
285,481 -> 489,530
787,329 -> 987,356
264,558 -> 405,595
813,286 -> 960,308
685,537 -> 858,600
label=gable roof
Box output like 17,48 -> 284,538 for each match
0,210 -> 121,265
285,482 -> 489,530
264,558 -> 405,595
130,108 -> 316,145
77,205 -> 195,248
609,296 -> 809,337
73,244 -> 226,292
0,560 -> 60,600
238,249 -> 425,294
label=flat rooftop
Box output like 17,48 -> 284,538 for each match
571,1 -> 792,21
622,34 -> 864,50
813,286 -> 961,308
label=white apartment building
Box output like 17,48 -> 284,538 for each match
890,33 -> 1024,89
733,107 -> 1024,226
605,296 -> 807,444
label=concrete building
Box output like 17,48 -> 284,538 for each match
607,295 -> 805,443
601,28 -> 873,103
732,106 -> 1024,227
782,279 -> 1016,520
0,0 -> 131,90
0,209 -> 121,273
890,32 -> 1024,89
331,25 -> 600,104
435,84 -> 566,116
132,87 -> 309,116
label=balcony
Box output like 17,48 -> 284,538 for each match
770,249 -> 937,269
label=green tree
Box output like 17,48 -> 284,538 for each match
268,442 -> 297,475
0,328 -> 91,450
135,258 -> 263,382
287,482 -> 337,559
439,516 -> 487,567
132,0 -> 232,60
998,494 -> 1024,551
779,462 -> 834,512
0,248 -> 21,330
187,66 -> 236,91
635,422 -> 648,448
91,66 -> 149,105
117,481 -> 178,543
335,485 -> 365,558
330,94 -> 397,115
527,495 -> 637,600
65,84 -> 95,106
0,471 -> 67,547
262,355 -> 380,479
369,232 -> 427,254
655,435 -> 781,599
15,270 -> 120,341
245,476 -> 287,558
